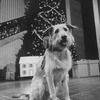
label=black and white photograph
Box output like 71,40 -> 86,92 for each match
0,0 -> 100,100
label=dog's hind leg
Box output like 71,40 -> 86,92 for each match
30,78 -> 45,100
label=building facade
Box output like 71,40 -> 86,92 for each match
19,56 -> 42,77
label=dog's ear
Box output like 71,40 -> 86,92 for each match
66,23 -> 77,30
45,26 -> 54,36
43,36 -> 50,48
43,26 -> 54,48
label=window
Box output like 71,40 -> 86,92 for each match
23,70 -> 26,75
29,64 -> 33,68
22,64 -> 26,68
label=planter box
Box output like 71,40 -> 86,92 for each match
6,72 -> 15,80
72,60 -> 89,78
88,60 -> 100,76
72,60 -> 100,78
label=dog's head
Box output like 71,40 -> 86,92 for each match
43,23 -> 76,51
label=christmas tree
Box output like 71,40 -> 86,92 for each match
15,0 -> 78,79
16,0 -> 67,57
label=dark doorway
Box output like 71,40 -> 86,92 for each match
81,0 -> 99,59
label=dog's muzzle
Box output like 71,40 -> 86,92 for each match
59,35 -> 67,46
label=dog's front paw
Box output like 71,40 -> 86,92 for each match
51,97 -> 59,100
50,94 -> 59,100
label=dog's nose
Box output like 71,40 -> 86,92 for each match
61,36 -> 67,41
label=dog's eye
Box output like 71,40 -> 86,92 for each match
63,28 -> 68,31
55,29 -> 59,34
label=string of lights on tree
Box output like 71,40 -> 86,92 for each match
0,16 -> 26,40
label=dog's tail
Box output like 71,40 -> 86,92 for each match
30,77 -> 45,100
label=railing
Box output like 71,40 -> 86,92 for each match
0,16 -> 27,40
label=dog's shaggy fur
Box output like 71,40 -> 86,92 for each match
30,23 -> 76,100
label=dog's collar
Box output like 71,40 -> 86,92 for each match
48,46 -> 63,52
52,48 -> 63,52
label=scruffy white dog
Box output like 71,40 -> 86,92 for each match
30,23 -> 76,100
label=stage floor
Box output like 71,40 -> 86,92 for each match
0,77 -> 100,100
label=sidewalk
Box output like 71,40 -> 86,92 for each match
0,77 -> 100,100
69,77 -> 100,100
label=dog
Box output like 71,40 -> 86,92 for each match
30,23 -> 76,100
